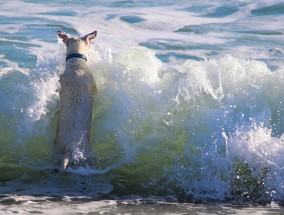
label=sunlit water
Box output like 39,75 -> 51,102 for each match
1,0 -> 284,213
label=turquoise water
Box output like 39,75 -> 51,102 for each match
1,0 -> 284,209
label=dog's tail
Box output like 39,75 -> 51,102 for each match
62,149 -> 72,171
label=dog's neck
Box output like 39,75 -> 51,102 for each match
66,53 -> 88,62
64,52 -> 89,73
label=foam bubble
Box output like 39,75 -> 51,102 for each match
0,54 -> 29,77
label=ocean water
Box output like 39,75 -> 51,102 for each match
1,0 -> 284,214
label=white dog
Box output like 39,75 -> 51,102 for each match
54,30 -> 97,170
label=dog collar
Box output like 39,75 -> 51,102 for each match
66,53 -> 88,62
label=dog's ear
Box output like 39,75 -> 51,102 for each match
57,31 -> 70,44
82,31 -> 97,44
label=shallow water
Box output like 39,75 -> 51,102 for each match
1,195 -> 284,215
1,0 -> 284,213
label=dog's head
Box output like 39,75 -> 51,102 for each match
57,31 -> 97,55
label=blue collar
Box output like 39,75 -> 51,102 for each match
66,53 -> 88,62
